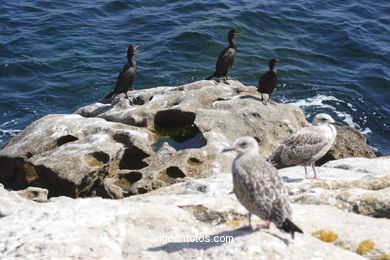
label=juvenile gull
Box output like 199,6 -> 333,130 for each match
223,136 -> 303,239
267,113 -> 338,179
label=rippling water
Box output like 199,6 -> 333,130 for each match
1,0 -> 389,154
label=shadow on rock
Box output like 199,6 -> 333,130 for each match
282,176 -> 304,183
239,95 -> 263,102
90,105 -> 112,115
148,228 -> 258,253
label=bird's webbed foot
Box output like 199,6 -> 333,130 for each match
221,77 -> 230,85
268,98 -> 277,105
255,222 -> 271,230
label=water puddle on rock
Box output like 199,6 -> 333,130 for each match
153,124 -> 205,152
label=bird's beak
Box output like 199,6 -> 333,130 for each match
233,32 -> 240,35
133,43 -> 144,54
134,43 -> 143,49
222,147 -> 235,153
276,60 -> 282,64
331,121 -> 349,129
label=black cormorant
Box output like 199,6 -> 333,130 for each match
105,44 -> 142,100
205,29 -> 239,81
257,59 -> 281,104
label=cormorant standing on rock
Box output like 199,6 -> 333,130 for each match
205,29 -> 239,81
105,44 -> 142,100
257,59 -> 281,104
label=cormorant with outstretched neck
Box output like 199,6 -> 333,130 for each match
257,59 -> 281,104
105,44 -> 142,100
205,29 -> 239,81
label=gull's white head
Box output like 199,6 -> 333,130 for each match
222,136 -> 259,155
312,113 -> 336,126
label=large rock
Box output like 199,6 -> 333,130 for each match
0,80 -> 376,198
3,158 -> 390,259
0,114 -> 155,198
280,158 -> 390,218
76,80 -> 308,158
317,125 -> 377,165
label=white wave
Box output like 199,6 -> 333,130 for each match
289,94 -> 372,135
289,94 -> 342,109
0,129 -> 21,137
0,120 -> 17,128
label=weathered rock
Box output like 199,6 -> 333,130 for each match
3,160 -> 389,259
280,158 -> 390,218
16,187 -> 48,202
0,114 -> 155,198
76,80 -> 309,157
0,80 -> 376,198
322,157 -> 390,174
76,80 -> 312,178
317,125 -> 377,165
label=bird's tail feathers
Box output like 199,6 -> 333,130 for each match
104,91 -> 114,99
266,152 -> 284,169
103,91 -> 115,103
205,73 -> 215,80
280,218 -> 303,239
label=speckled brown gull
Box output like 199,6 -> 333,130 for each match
267,113 -> 338,179
222,136 -> 303,239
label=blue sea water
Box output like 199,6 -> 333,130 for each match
0,0 -> 389,154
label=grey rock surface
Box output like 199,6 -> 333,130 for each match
280,158 -> 390,218
316,125 -> 377,165
0,80 -> 376,199
0,114 -> 154,198
3,158 -> 389,259
16,186 -> 48,202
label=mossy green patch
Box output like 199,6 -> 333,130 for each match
356,240 -> 375,255
224,220 -> 241,227
86,158 -> 105,167
252,251 -> 262,257
153,124 -> 199,142
158,171 -> 169,181
311,229 -> 338,242
114,178 -> 134,188
335,241 -> 351,250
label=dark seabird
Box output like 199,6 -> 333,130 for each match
223,136 -> 303,239
257,59 -> 281,104
267,113 -> 338,179
105,44 -> 142,100
205,29 -> 239,81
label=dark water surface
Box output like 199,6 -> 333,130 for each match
0,0 -> 389,154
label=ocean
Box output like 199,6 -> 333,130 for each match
0,0 -> 389,154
